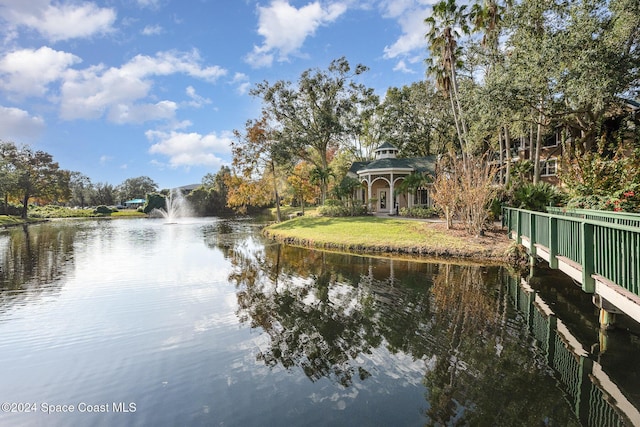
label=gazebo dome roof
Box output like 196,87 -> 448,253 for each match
374,142 -> 399,159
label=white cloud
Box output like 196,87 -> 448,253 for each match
141,24 -> 163,36
59,50 -> 227,122
0,105 -> 45,141
0,1 -> 116,42
246,0 -> 347,67
383,5 -> 432,60
231,72 -> 250,95
108,100 -> 178,124
185,86 -> 211,108
392,59 -> 416,73
99,155 -> 113,165
146,129 -> 232,168
135,0 -> 162,8
0,46 -> 81,98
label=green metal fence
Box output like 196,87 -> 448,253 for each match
503,207 -> 640,297
547,207 -> 640,228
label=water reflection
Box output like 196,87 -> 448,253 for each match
225,239 -> 582,425
0,222 -> 78,311
0,219 -> 638,426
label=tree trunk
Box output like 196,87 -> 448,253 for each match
270,160 -> 281,222
533,112 -> 544,185
498,128 -> 504,185
21,193 -> 29,219
449,61 -> 469,152
449,88 -> 465,158
504,125 -> 512,186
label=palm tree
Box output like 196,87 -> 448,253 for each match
425,0 -> 471,159
310,166 -> 335,205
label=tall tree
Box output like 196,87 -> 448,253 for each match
379,81 -> 455,157
231,114 -> 291,221
1,142 -> 70,218
251,57 -> 372,203
69,172 -> 92,208
425,0 -> 471,158
287,162 -> 318,214
0,142 -> 19,214
117,176 -> 159,203
91,182 -> 116,206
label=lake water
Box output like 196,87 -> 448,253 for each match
0,218 -> 639,426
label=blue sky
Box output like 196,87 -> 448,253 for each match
0,0 -> 439,189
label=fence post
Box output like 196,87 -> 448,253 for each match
529,212 -> 537,257
516,210 -> 522,245
581,222 -> 595,293
549,217 -> 558,269
528,213 -> 537,267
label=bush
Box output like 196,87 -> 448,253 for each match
143,193 -> 166,214
0,203 -> 23,216
571,183 -> 640,212
29,205 -> 94,218
566,194 -> 611,210
399,206 -> 438,218
93,205 -> 113,215
508,182 -> 566,212
317,204 -> 368,217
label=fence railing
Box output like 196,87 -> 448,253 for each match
503,207 -> 640,296
546,207 -> 640,228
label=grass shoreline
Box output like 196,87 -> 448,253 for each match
263,215 -> 512,264
0,210 -> 147,228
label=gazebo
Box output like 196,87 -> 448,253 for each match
346,142 -> 436,215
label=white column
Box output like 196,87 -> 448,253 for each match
389,173 -> 395,214
367,175 -> 373,211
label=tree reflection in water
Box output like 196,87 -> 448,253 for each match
226,239 -> 579,425
0,223 -> 78,310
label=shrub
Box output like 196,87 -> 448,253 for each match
143,193 -> 166,214
576,184 -> 640,212
509,182 -> 566,212
566,194 -> 611,210
1,203 -> 23,216
399,206 -> 438,218
318,204 -> 368,217
93,205 -> 113,215
323,199 -> 342,207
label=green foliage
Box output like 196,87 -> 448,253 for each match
117,176 -> 158,203
568,183 -> 640,212
1,141 -> 71,218
318,202 -> 368,217
143,193 -> 166,214
399,206 -> 438,218
559,143 -> 640,198
611,184 -> 640,212
93,205 -> 113,215
508,182 -> 566,212
29,205 -> 94,218
565,195 -> 611,210
0,202 -> 22,216
378,81 -> 453,156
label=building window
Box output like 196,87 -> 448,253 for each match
541,158 -> 557,176
415,188 -> 429,206
544,129 -> 563,147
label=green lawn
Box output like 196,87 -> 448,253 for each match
264,215 -> 495,254
0,215 -> 25,226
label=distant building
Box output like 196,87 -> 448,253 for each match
124,198 -> 146,209
347,142 -> 436,214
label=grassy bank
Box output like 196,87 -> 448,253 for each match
0,208 -> 146,227
263,215 -> 510,262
